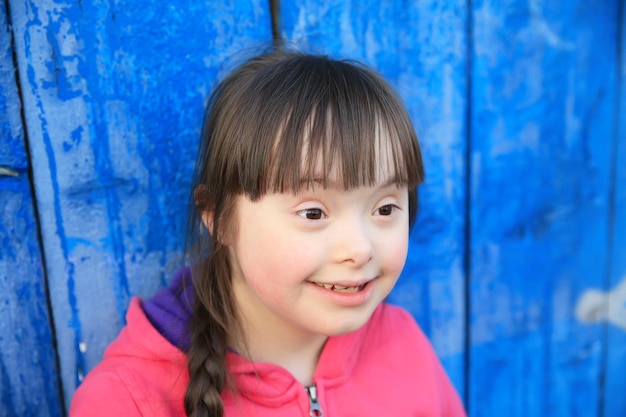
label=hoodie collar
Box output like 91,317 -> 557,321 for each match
225,308 -> 374,405
142,267 -> 376,404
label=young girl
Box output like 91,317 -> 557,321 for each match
71,48 -> 465,417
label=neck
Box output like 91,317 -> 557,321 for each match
237,318 -> 327,385
232,283 -> 327,385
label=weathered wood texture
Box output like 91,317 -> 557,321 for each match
604,3 -> 626,416
0,3 -> 63,416
279,0 -> 468,394
469,1 -> 621,416
7,0 -> 272,407
2,0 -> 625,416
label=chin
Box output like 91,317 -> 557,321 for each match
323,308 -> 379,336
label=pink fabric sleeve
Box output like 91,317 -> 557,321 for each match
70,370 -> 143,417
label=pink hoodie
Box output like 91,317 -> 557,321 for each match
71,298 -> 465,416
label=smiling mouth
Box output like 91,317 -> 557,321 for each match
313,282 -> 367,293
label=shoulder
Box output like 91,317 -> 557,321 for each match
70,298 -> 189,417
363,303 -> 454,377
356,303 -> 467,416
70,367 -> 142,416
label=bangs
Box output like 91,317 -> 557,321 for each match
267,115 -> 418,195
231,54 -> 424,199
196,51 -> 424,212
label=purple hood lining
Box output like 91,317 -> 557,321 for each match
142,267 -> 194,352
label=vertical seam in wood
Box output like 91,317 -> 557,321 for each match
269,0 -> 282,44
3,1 -> 67,415
463,0 -> 474,413
599,2 -> 624,417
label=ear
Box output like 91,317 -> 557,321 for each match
194,185 -> 235,244
202,210 -> 235,245
200,210 -> 215,235
195,185 -> 216,235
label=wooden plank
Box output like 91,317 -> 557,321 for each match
603,2 -> 626,416
469,1 -> 620,416
280,0 -> 468,395
0,2 -> 63,416
8,0 -> 272,405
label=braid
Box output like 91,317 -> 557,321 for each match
185,241 -> 238,417
185,299 -> 226,416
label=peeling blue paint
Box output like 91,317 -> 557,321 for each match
0,16 -> 26,170
3,0 -> 625,416
9,0 -> 273,407
41,98 -> 86,387
0,355 -> 17,417
1,2 -> 63,416
21,5 -> 86,394
62,126 -> 83,152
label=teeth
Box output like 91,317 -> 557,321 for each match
314,282 -> 365,293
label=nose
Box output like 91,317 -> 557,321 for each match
332,217 -> 374,266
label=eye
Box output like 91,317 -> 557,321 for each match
297,208 -> 325,220
375,204 -> 396,216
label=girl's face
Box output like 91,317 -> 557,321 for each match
226,163 -> 410,346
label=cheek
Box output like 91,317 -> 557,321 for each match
234,247 -> 285,305
234,228 -> 309,288
380,227 -> 409,274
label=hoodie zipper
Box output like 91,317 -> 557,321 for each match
306,384 -> 324,416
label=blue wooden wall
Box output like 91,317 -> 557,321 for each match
469,1 -> 622,416
0,1 -> 624,416
1,2 -> 63,415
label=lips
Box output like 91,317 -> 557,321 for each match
312,282 -> 367,293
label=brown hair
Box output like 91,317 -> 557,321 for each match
184,48 -> 425,417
